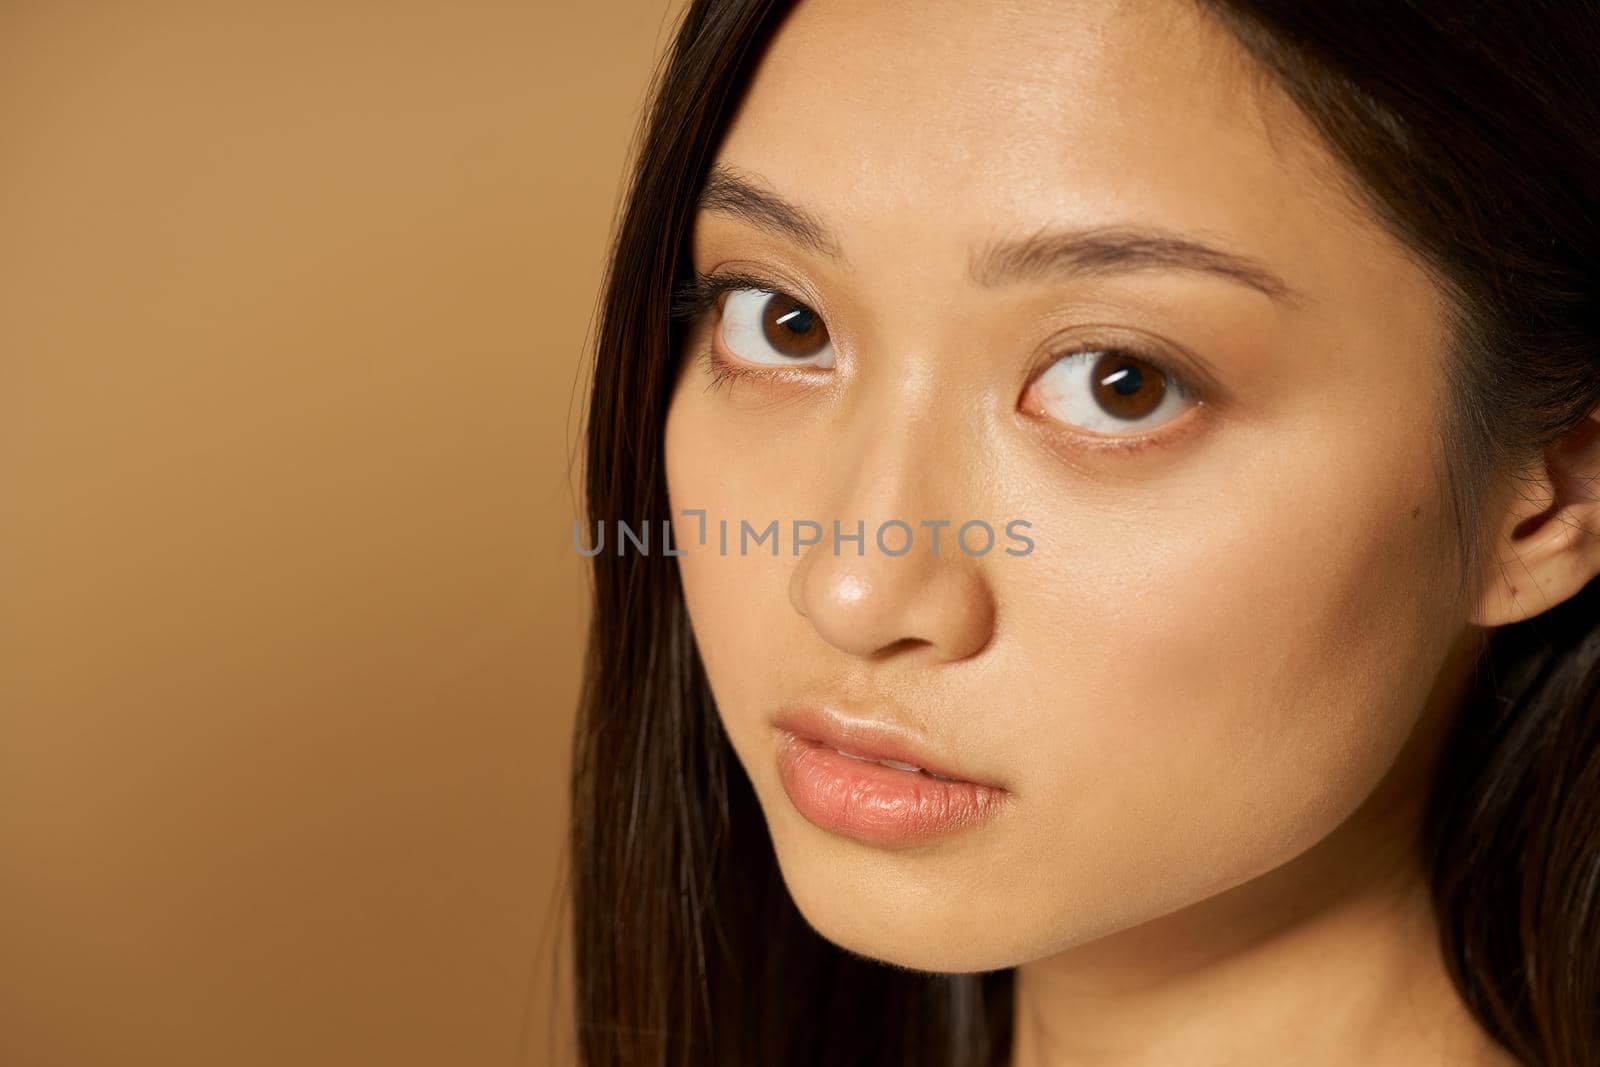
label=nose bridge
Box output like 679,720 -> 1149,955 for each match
830,246 -> 983,516
838,367 -> 968,521
788,372 -> 997,662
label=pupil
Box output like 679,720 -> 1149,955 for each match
1110,363 -> 1142,395
776,307 -> 813,334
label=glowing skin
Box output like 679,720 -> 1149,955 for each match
661,1 -> 1600,1063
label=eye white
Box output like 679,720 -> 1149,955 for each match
721,288 -> 835,368
1032,351 -> 1190,433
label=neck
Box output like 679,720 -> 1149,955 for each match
1009,630 -> 1511,1067
1010,850 -> 1495,1066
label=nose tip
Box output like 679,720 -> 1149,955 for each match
788,540 -> 997,662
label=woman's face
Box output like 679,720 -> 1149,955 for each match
663,0 -> 1476,972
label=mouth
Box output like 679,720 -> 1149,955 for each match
826,746 -> 968,783
770,703 -> 1008,848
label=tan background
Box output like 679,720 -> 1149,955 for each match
0,3 -> 686,1064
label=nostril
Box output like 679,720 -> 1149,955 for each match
871,636 -> 932,659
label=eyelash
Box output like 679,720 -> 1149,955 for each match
668,269 -> 1205,451
670,269 -> 773,323
695,345 -> 756,394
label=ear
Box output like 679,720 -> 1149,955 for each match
1470,406 -> 1600,627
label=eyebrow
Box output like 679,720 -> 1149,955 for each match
695,163 -> 1306,309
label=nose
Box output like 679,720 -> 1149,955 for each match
787,518 -> 998,662
784,355 -> 1002,663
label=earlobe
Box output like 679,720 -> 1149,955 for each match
1469,407 -> 1600,628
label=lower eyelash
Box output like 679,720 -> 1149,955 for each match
691,332 -> 1203,456
698,346 -> 757,393
697,341 -> 828,392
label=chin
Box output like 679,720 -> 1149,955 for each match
768,833 -> 1066,974
792,895 -> 1043,974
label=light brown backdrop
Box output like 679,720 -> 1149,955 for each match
0,3 -> 686,1064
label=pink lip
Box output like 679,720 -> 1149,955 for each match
771,703 -> 1008,848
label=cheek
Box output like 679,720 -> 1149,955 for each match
662,387 -> 803,748
659,352 -> 1462,970
998,441 -> 1454,930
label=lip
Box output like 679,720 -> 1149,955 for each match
771,702 -> 1008,848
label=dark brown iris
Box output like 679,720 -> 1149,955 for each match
761,293 -> 829,358
1090,352 -> 1165,419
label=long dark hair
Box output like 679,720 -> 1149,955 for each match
567,3 -> 1600,1064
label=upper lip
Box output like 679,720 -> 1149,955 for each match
771,700 -> 1006,790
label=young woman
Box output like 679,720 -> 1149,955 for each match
568,2 -> 1600,1064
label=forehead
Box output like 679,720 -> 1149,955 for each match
709,0 -> 1372,289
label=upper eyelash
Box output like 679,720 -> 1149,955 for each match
669,269 -> 783,323
1044,343 -> 1199,401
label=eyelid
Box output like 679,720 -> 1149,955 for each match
669,267 -> 826,326
1022,394 -> 1214,459
1023,325 -> 1217,407
1031,340 -> 1195,404
678,271 -> 1226,397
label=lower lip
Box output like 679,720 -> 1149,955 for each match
774,732 -> 1004,848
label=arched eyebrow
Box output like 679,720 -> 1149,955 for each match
970,224 -> 1307,308
696,163 -> 843,261
695,163 -> 1308,309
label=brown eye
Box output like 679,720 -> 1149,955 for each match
1090,352 -> 1166,419
1023,348 -> 1194,435
761,292 -> 829,358
721,288 -> 835,368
